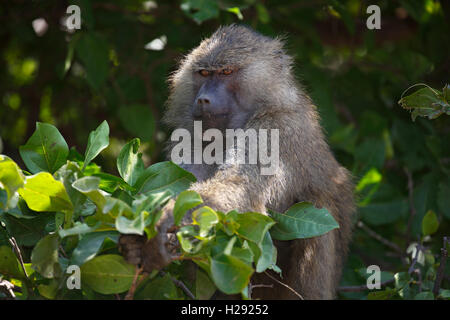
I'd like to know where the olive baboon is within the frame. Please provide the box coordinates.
[120,25,355,299]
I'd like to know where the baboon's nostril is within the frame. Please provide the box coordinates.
[198,98,210,104]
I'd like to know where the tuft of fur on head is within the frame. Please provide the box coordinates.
[163,24,304,130]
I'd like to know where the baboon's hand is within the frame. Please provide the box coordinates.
[118,200,178,272]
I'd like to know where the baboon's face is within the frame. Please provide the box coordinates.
[191,65,248,131]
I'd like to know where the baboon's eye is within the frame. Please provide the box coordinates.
[199,69,210,77]
[222,68,233,75]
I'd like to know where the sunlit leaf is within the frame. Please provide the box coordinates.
[19,122,69,174]
[270,202,338,240]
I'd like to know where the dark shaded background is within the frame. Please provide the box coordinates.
[1,0,449,298]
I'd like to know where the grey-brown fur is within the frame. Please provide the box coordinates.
[120,25,355,299]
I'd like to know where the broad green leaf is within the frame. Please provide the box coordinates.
[210,253,254,295]
[181,0,219,24]
[414,291,434,300]
[73,176,131,224]
[421,210,439,236]
[118,105,155,142]
[133,161,196,195]
[92,172,132,193]
[177,225,202,254]
[19,172,73,213]
[439,289,450,299]
[80,254,135,294]
[58,222,99,238]
[192,206,218,238]
[38,279,59,299]
[174,190,203,226]
[117,138,144,186]
[54,161,86,215]
[31,233,61,278]
[437,182,450,219]
[0,245,25,278]
[0,212,54,246]
[132,190,172,215]
[270,202,339,240]
[195,268,216,300]
[359,199,408,226]
[115,210,148,235]
[82,120,109,171]
[0,155,24,209]
[70,231,118,266]
[234,212,275,245]
[75,33,109,90]
[18,122,69,174]
[135,273,178,300]
[399,86,449,121]
[248,231,277,273]
[72,176,109,220]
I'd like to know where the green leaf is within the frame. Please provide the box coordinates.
[70,231,118,266]
[81,254,136,294]
[75,33,109,90]
[31,233,61,278]
[181,0,219,24]
[117,138,144,186]
[250,231,277,273]
[133,161,196,195]
[83,120,109,171]
[399,86,449,121]
[210,253,254,295]
[118,105,155,142]
[421,210,439,236]
[359,199,408,226]
[177,225,202,254]
[195,268,216,300]
[270,202,339,240]
[58,222,99,238]
[93,172,132,193]
[227,7,243,20]
[19,172,73,213]
[0,212,54,246]
[414,291,434,300]
[132,190,172,215]
[192,206,219,238]
[135,273,178,300]
[54,161,86,216]
[18,122,69,174]
[115,210,148,235]
[72,176,107,212]
[437,182,450,220]
[439,289,450,299]
[0,245,25,278]
[234,212,275,245]
[0,155,25,209]
[173,190,203,226]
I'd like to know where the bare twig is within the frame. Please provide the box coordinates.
[125,266,145,300]
[8,237,28,279]
[160,271,196,300]
[433,237,449,297]
[357,221,404,255]
[264,271,304,300]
